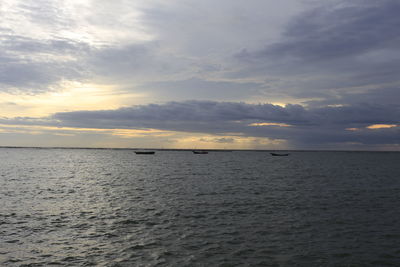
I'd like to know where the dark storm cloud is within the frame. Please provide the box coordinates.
[46,101,399,146]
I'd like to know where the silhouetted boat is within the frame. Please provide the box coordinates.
[192,151,208,154]
[135,151,155,155]
[270,152,289,156]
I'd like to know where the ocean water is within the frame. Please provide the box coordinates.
[0,148,399,266]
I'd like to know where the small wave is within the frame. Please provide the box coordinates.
[117,219,140,225]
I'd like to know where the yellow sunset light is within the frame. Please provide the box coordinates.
[0,82,147,117]
[366,124,398,129]
[0,124,171,138]
[249,122,291,127]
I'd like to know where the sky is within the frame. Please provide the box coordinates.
[0,0,399,150]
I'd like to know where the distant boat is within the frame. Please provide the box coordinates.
[192,150,208,154]
[270,152,289,156]
[135,151,155,155]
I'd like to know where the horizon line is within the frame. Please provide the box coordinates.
[0,146,398,152]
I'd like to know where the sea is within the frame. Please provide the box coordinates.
[1,148,399,266]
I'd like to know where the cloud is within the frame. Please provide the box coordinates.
[0,0,399,150]
[0,0,152,93]
[234,0,400,105]
[2,0,400,107]
[240,1,400,64]
[199,137,235,144]
[275,1,400,61]
[0,33,89,92]
[0,100,387,148]
[139,78,266,102]
[52,101,308,127]
[138,0,303,55]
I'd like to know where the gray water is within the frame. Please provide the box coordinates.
[0,148,399,266]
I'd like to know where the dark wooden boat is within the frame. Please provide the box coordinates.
[192,150,208,154]
[135,151,155,155]
[270,152,289,156]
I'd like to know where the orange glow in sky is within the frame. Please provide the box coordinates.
[249,122,291,127]
[366,124,397,129]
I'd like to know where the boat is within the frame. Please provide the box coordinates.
[192,150,208,154]
[135,151,155,155]
[270,152,289,156]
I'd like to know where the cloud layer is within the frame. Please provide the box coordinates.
[0,0,399,149]
[234,0,400,105]
[2,101,394,148]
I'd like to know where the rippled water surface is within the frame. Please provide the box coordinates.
[1,148,400,266]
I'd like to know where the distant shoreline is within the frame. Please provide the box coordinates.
[0,146,398,152]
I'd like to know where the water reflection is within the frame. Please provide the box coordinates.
[1,149,399,266]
